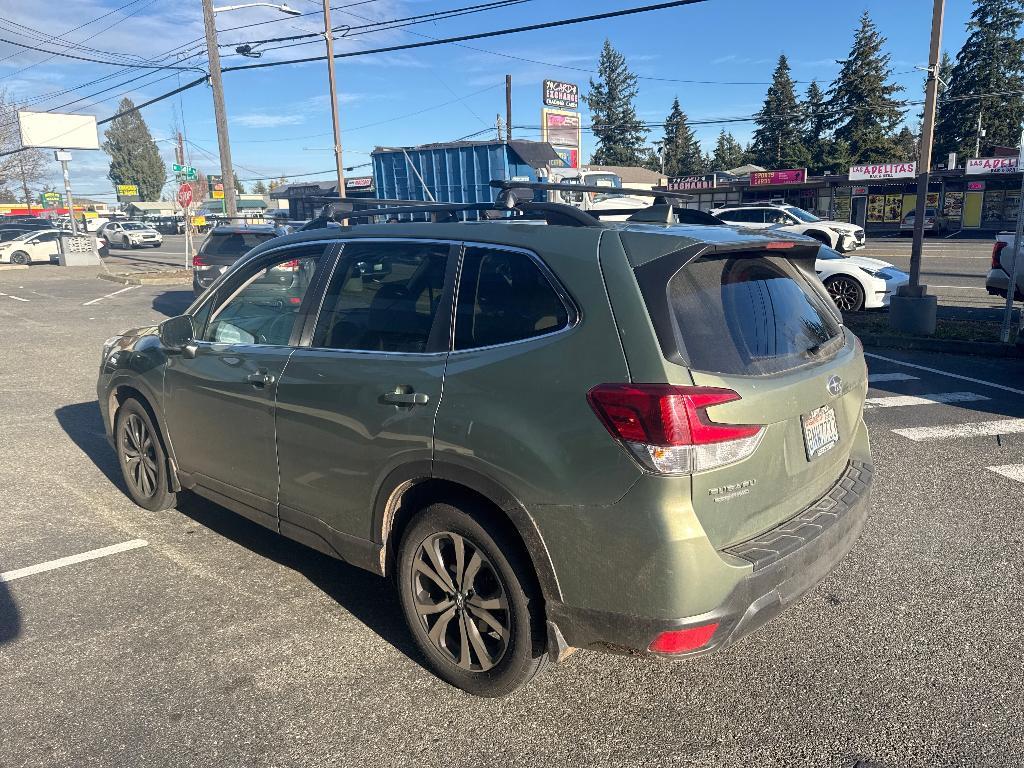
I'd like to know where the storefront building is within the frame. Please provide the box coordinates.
[674,158,1020,233]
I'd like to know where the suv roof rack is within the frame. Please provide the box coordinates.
[490,179,693,203]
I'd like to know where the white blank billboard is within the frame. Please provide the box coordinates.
[17,111,99,150]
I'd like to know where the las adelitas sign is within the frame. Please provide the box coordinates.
[848,162,917,181]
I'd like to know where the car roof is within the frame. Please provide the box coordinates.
[207,224,280,234]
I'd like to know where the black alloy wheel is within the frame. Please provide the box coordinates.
[825,275,865,312]
[115,398,176,511]
[9,251,29,265]
[411,531,511,672]
[398,502,549,696]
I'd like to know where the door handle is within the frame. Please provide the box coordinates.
[382,388,429,406]
[246,370,275,387]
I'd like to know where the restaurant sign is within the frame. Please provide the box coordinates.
[542,80,579,110]
[965,156,1019,175]
[848,162,916,181]
[667,174,719,191]
[749,168,806,186]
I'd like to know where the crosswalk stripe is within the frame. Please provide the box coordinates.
[893,419,1024,442]
[867,373,919,383]
[987,465,1024,483]
[864,391,989,409]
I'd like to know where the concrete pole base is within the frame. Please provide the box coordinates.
[889,293,938,336]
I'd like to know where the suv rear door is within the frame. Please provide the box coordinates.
[274,239,455,548]
[633,244,867,548]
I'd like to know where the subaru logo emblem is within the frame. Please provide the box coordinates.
[827,375,843,397]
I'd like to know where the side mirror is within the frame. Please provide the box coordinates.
[159,315,196,356]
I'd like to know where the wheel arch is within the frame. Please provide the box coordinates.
[374,461,563,605]
[109,380,180,491]
[804,229,835,247]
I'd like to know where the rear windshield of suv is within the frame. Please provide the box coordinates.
[200,231,277,258]
[649,254,844,376]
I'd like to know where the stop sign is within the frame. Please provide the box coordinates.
[177,183,193,208]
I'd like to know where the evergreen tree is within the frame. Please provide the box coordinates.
[894,126,919,161]
[102,98,167,201]
[935,0,1024,160]
[828,12,906,163]
[750,55,808,169]
[820,137,854,175]
[801,80,831,175]
[252,179,268,195]
[711,129,746,170]
[233,174,245,194]
[586,40,648,166]
[658,97,707,176]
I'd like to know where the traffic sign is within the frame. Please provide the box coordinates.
[177,183,193,208]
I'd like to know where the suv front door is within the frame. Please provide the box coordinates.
[163,244,328,525]
[274,239,455,552]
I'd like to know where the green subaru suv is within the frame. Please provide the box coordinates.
[97,197,872,696]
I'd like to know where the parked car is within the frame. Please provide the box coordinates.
[191,224,285,295]
[100,220,162,248]
[711,203,866,252]
[986,232,1022,301]
[815,245,909,311]
[98,196,873,696]
[900,208,949,236]
[0,216,55,229]
[0,227,36,243]
[0,228,63,265]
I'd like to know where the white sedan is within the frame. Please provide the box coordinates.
[815,246,908,312]
[0,229,63,265]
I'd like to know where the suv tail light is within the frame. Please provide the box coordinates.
[192,253,206,267]
[587,384,764,474]
[992,240,1007,272]
[279,259,300,271]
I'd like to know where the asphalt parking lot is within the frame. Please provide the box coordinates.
[2,265,1023,767]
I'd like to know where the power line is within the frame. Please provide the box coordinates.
[0,34,202,72]
[222,0,710,72]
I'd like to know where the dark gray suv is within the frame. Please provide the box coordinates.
[98,193,872,696]
[192,225,285,295]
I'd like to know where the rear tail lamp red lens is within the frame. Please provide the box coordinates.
[764,241,796,249]
[649,623,719,654]
[587,385,764,474]
[191,253,206,267]
[992,240,1007,272]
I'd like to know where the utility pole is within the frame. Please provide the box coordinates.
[495,114,504,143]
[999,125,1024,343]
[505,75,512,142]
[890,0,944,336]
[322,0,346,198]
[975,111,984,157]
[201,0,238,219]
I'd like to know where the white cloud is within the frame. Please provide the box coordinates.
[233,112,306,128]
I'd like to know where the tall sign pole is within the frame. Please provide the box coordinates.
[322,0,346,199]
[56,150,78,235]
[201,0,238,219]
[890,0,944,335]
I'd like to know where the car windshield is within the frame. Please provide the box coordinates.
[817,246,846,260]
[122,222,149,230]
[785,206,820,223]
[199,231,277,257]
[584,173,624,202]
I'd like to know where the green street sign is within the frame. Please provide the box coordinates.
[172,163,196,176]
[186,168,197,180]
[172,163,183,172]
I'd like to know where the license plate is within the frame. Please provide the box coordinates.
[802,405,839,460]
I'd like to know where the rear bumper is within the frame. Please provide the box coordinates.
[547,460,873,657]
[986,269,1023,300]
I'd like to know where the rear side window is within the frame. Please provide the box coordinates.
[200,232,276,258]
[454,247,569,350]
[656,255,843,376]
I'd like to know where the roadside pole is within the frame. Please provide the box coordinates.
[890,0,944,336]
[57,150,78,236]
[322,0,345,199]
[999,126,1024,343]
[201,0,239,220]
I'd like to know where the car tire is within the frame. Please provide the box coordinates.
[151,243,161,248]
[115,398,177,512]
[9,251,30,265]
[397,501,549,697]
[825,275,865,312]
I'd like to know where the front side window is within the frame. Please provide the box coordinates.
[764,209,793,225]
[312,241,449,353]
[204,249,322,346]
[454,247,569,350]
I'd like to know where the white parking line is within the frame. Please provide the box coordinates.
[864,392,989,409]
[83,285,138,306]
[893,419,1024,442]
[868,372,919,383]
[987,465,1024,483]
[0,292,30,302]
[0,539,148,582]
[864,353,1024,397]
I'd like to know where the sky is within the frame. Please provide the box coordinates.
[0,0,977,202]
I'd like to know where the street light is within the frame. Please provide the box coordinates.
[202,0,298,219]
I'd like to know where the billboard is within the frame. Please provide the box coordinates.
[116,184,139,202]
[551,147,579,169]
[543,80,579,110]
[17,111,99,150]
[965,156,1019,175]
[542,109,581,148]
[749,168,807,186]
[667,174,719,191]
[849,162,916,181]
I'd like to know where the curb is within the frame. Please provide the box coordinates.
[858,333,1024,358]
[98,271,191,286]
[0,264,30,271]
